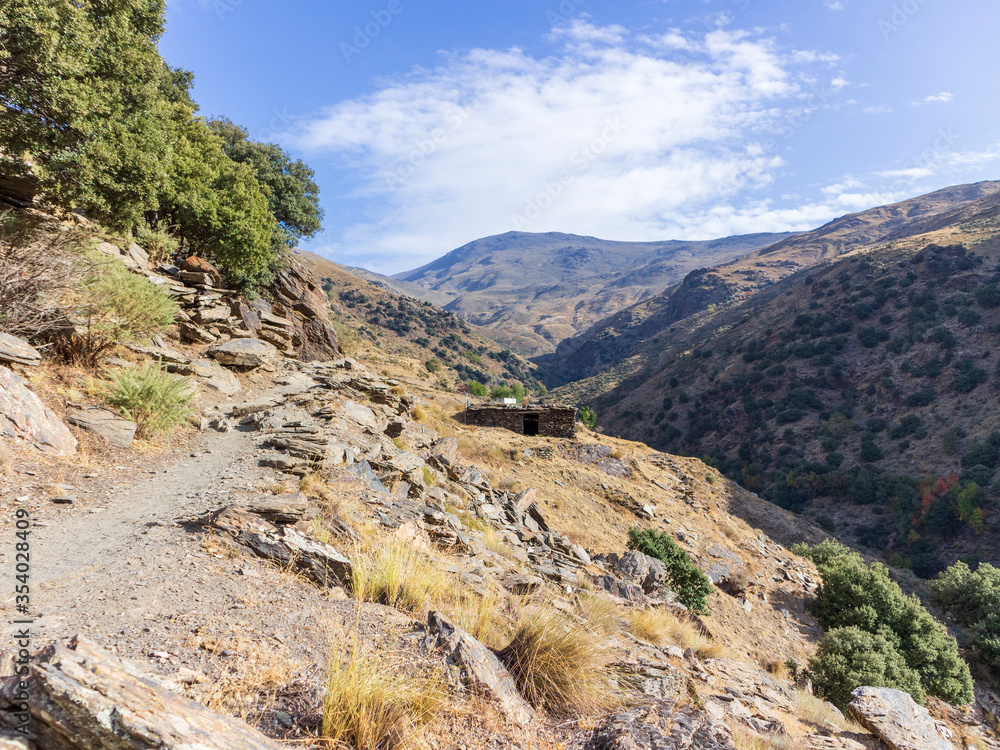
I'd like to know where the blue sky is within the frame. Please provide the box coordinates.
[160,0,1000,273]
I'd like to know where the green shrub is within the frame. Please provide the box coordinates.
[104,363,193,438]
[930,562,1000,683]
[809,626,924,711]
[466,380,488,397]
[627,528,714,614]
[578,406,597,429]
[63,254,177,364]
[134,221,179,264]
[807,548,972,707]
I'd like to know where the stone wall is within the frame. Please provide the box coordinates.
[465,405,577,438]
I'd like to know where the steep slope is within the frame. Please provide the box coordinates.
[559,217,1000,579]
[293,249,540,391]
[544,181,1000,385]
[394,231,793,355]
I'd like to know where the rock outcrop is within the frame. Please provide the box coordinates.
[208,338,279,369]
[848,687,954,750]
[0,333,41,367]
[0,365,76,455]
[0,635,285,749]
[268,262,341,362]
[426,612,535,728]
[586,701,736,750]
[64,405,137,449]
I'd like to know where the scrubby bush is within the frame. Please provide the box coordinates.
[930,562,1000,683]
[466,380,488,397]
[61,253,176,364]
[627,528,714,613]
[803,543,973,707]
[578,405,597,429]
[809,626,924,711]
[104,364,193,438]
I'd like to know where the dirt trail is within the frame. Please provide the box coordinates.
[31,428,251,592]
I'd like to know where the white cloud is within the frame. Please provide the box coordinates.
[863,105,893,114]
[912,91,953,105]
[825,1,845,10]
[831,76,848,89]
[877,167,934,179]
[292,25,849,271]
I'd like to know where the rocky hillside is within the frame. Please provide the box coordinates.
[392,230,793,355]
[293,249,542,393]
[543,181,1000,386]
[558,220,1000,580]
[4,215,1000,750]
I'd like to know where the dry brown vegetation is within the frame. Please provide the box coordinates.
[499,609,615,715]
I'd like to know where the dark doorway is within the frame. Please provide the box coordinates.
[523,414,540,436]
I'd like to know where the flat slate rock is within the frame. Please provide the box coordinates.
[0,635,284,749]
[64,406,137,449]
[586,701,736,750]
[0,333,40,367]
[0,366,76,456]
[207,338,278,368]
[848,687,953,750]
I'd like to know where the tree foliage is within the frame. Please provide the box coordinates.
[627,528,714,614]
[803,543,973,707]
[809,626,924,711]
[155,110,276,290]
[207,118,323,249]
[930,562,1000,683]
[0,0,169,230]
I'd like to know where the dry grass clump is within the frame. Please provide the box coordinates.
[480,527,518,560]
[299,472,341,510]
[0,450,12,477]
[199,640,304,725]
[351,535,456,613]
[323,643,444,749]
[443,589,516,651]
[577,594,623,636]
[629,607,727,659]
[793,689,854,733]
[731,726,798,750]
[498,609,615,715]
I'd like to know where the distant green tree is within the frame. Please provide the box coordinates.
[207,117,323,250]
[931,562,1000,682]
[467,381,488,397]
[0,0,169,229]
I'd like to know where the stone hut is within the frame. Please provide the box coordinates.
[465,404,577,438]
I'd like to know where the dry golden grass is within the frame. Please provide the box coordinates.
[442,588,517,651]
[480,526,518,560]
[299,472,341,511]
[793,690,854,733]
[350,534,457,613]
[629,608,727,660]
[0,450,12,477]
[499,609,615,715]
[323,640,444,749]
[198,639,303,725]
[731,726,798,750]
[577,594,623,636]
